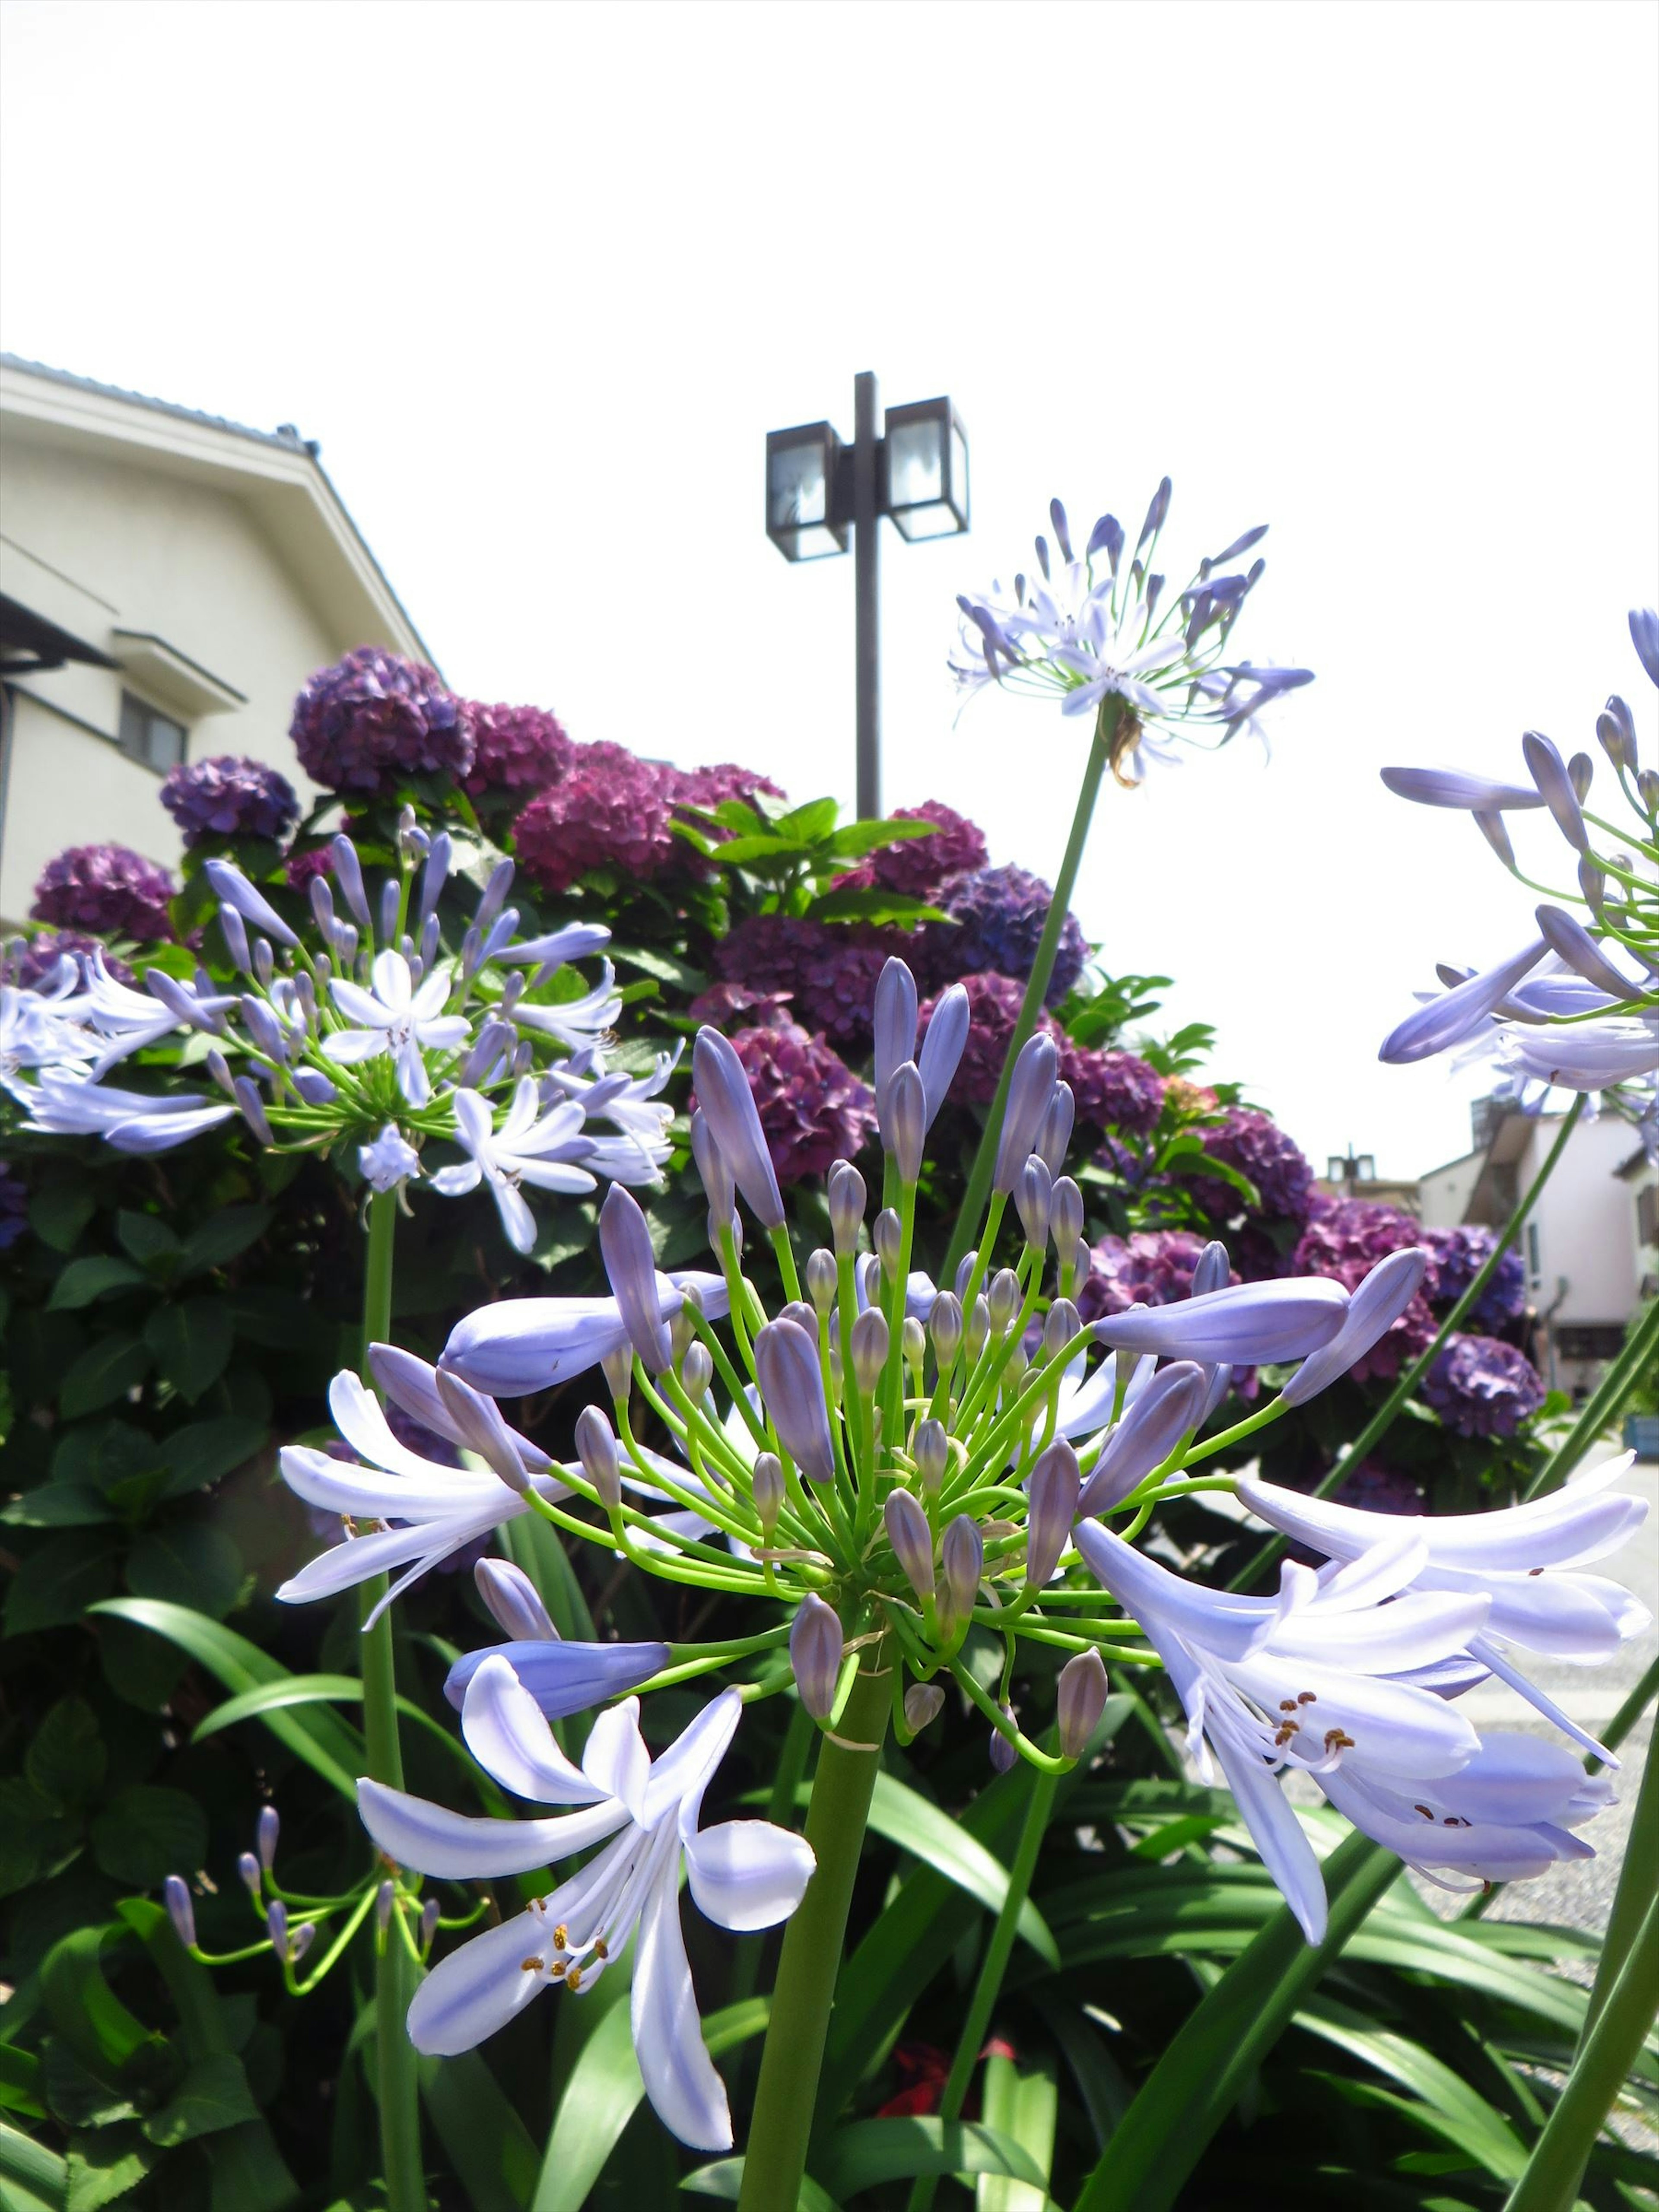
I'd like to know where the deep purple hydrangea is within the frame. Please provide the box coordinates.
[686,983,795,1030]
[283,845,336,890]
[289,647,474,797]
[1077,1230,1234,1322]
[1422,1224,1528,1331]
[159,755,301,847]
[1191,1107,1316,1227]
[871,801,989,900]
[693,1021,876,1184]
[460,702,573,798]
[1421,1333,1547,1438]
[918,972,1063,1107]
[670,762,788,820]
[1063,1042,1165,1136]
[0,1160,28,1251]
[5,931,134,988]
[1332,1459,1424,1516]
[712,915,900,1057]
[1294,1195,1436,1381]
[31,845,175,943]
[515,744,684,893]
[926,864,1087,1005]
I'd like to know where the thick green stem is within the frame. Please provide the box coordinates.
[1231,1096,1587,1594]
[1578,1723,1659,2047]
[737,1644,893,2212]
[942,702,1117,1284]
[906,1767,1058,2212]
[357,1190,424,2212]
[1524,1295,1659,1500]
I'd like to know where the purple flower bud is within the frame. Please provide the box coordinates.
[874,1208,904,1280]
[791,1593,843,1720]
[993,1033,1059,1195]
[331,835,371,929]
[850,1307,889,1395]
[805,1248,838,1315]
[204,858,299,950]
[219,903,252,973]
[233,1077,274,1147]
[163,1875,197,1948]
[1077,1359,1209,1515]
[1191,1239,1231,1298]
[922,1292,960,1368]
[598,1184,673,1374]
[1049,1176,1084,1256]
[1035,1084,1075,1177]
[205,1048,234,1097]
[1641,769,1659,814]
[474,860,515,938]
[965,1296,990,1362]
[146,968,224,1035]
[1086,512,1124,570]
[433,1368,533,1493]
[905,1682,944,1732]
[693,1027,785,1231]
[881,1062,927,1187]
[1629,606,1659,689]
[1281,1247,1431,1408]
[1137,476,1172,550]
[690,1109,734,1220]
[1578,859,1606,917]
[1016,1156,1052,1248]
[988,1270,1021,1335]
[335,922,359,969]
[420,1898,440,1950]
[914,1418,947,1494]
[885,1488,935,1600]
[1567,751,1593,802]
[417,833,451,929]
[474,1557,559,1643]
[941,1515,983,1618]
[988,1714,1018,1773]
[1598,696,1637,772]
[376,1879,396,1935]
[1057,1648,1109,1759]
[1522,731,1589,853]
[1379,936,1546,1064]
[1026,1438,1080,1586]
[874,958,918,1099]
[459,1020,514,1087]
[266,1899,289,1956]
[257,1805,279,1873]
[755,1318,836,1483]
[1379,766,1544,812]
[600,1342,633,1404]
[1093,1278,1347,1365]
[1535,903,1641,1001]
[954,1251,979,1300]
[827,1158,866,1256]
[238,995,286,1063]
[681,1341,714,1402]
[237,1852,261,1898]
[752,1452,784,1535]
[778,1301,817,1342]
[1049,498,1074,563]
[1043,1299,1081,1360]
[574,1405,622,1513]
[377,876,400,948]
[1474,809,1517,870]
[918,984,969,1125]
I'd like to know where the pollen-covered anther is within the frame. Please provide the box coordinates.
[1296,1691,1316,1704]
[1278,1699,1298,1713]
[521,1956,544,1973]
[566,1966,584,1990]
[552,1923,568,1948]
[594,1939,609,1960]
[1322,1727,1356,1754]
[1413,1804,1434,1820]
[549,1961,567,1980]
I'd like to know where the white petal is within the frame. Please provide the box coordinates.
[1266,1590,1490,1673]
[1074,1522,1276,1661]
[278,1440,502,1521]
[397,1035,431,1108]
[641,1687,743,1830]
[1230,1657,1480,1781]
[1208,1731,1327,1943]
[329,1370,454,1481]
[356,1775,626,1877]
[322,1027,389,1065]
[460,1656,608,1806]
[683,1819,815,1932]
[449,1088,495,1155]
[410,968,456,1023]
[276,1508,515,1604]
[406,1911,547,2055]
[490,1177,538,1256]
[630,1872,731,2151]
[331,979,398,1028]
[429,1162,483,1197]
[582,1700,651,1822]
[372,950,413,1011]
[1418,1564,1642,1658]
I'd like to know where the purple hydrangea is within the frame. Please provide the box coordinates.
[460,702,573,798]
[686,982,795,1030]
[5,931,135,988]
[926,864,1088,1005]
[1294,1195,1436,1381]
[289,647,474,797]
[31,845,175,943]
[283,844,337,890]
[712,916,901,1057]
[0,1159,28,1251]
[670,762,788,820]
[1191,1107,1316,1226]
[159,755,301,847]
[1077,1230,1233,1322]
[918,972,1062,1107]
[1422,1224,1528,1331]
[1063,1042,1165,1136]
[871,801,989,900]
[1332,1459,1424,1516]
[514,744,684,893]
[1421,1332,1547,1438]
[693,1021,876,1185]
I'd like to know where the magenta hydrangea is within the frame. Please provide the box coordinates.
[1191,1106,1315,1226]
[1422,1224,1528,1331]
[918,972,1062,1107]
[159,755,301,847]
[289,647,474,797]
[31,845,175,943]
[694,1021,876,1185]
[514,744,683,894]
[872,801,988,900]
[928,864,1087,1005]
[283,845,337,890]
[712,916,901,1056]
[1077,1229,1233,1322]
[1063,1042,1165,1136]
[1421,1332,1547,1438]
[686,983,795,1030]
[671,762,787,820]
[6,931,135,988]
[460,702,572,798]
[1294,1195,1436,1381]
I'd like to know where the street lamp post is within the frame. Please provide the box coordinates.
[766,372,969,820]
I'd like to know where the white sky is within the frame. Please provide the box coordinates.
[3,0,1655,1181]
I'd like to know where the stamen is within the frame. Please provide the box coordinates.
[1278,1700,1298,1713]
[1297,1691,1316,1705]
[1413,1804,1434,1820]
[566,1967,583,1990]
[594,1939,609,1960]
[550,1961,566,1980]
[552,1923,568,1948]
[521,1957,543,1973]
[1322,1727,1355,1754]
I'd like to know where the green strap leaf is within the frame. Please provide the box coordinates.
[865,1776,1059,1969]
[978,2046,1058,2212]
[680,2160,841,2210]
[419,2049,540,2212]
[0,2117,66,2208]
[815,2117,1049,2198]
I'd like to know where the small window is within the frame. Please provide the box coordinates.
[1638,1184,1659,1248]
[1526,1222,1542,1284]
[117,690,187,773]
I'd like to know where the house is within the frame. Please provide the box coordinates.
[1419,1097,1645,1398]
[0,354,430,925]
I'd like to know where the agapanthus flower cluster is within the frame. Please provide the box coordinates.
[290,647,475,797]
[704,1021,876,1183]
[1422,1223,1527,1330]
[1420,1333,1548,1439]
[31,843,176,942]
[1379,608,1659,1152]
[459,702,573,798]
[952,486,1313,778]
[3,820,674,1254]
[929,864,1088,1005]
[259,952,1646,2149]
[159,754,301,846]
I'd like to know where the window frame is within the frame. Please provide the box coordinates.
[115,688,188,776]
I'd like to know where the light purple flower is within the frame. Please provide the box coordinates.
[359,1124,420,1192]
[324,950,470,1107]
[20,1070,235,1152]
[162,756,299,847]
[1379,938,1547,1065]
[1091,1277,1348,1365]
[1379,766,1546,813]
[441,1271,730,1398]
[429,1083,594,1255]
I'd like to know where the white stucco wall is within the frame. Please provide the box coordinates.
[1418,1149,1482,1228]
[1519,1114,1641,1324]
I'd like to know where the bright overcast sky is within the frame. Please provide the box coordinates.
[3,0,1655,1181]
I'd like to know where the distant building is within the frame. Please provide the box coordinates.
[1419,1098,1644,1397]
[1313,1146,1422,1215]
[0,354,430,925]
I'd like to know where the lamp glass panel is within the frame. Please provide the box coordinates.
[950,423,970,521]
[890,502,961,542]
[777,522,846,560]
[769,440,828,533]
[888,416,945,511]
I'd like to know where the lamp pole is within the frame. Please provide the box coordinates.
[852,370,882,820]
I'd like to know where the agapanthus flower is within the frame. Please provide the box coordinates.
[0,976,97,1100]
[711,916,899,1055]
[1192,1106,1315,1227]
[31,844,175,942]
[6,931,135,989]
[918,971,1059,1107]
[1420,1332,1547,1439]
[289,647,474,797]
[952,489,1312,777]
[514,745,686,893]
[324,950,472,1108]
[1077,1230,1233,1323]
[925,864,1087,1005]
[159,755,300,846]
[460,702,574,798]
[1062,1042,1164,1136]
[1422,1224,1527,1330]
[429,1084,597,1254]
[696,1023,876,1185]
[358,1665,814,2150]
[21,1069,236,1153]
[1293,1196,1437,1381]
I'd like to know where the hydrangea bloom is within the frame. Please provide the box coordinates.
[671,762,787,819]
[1192,1106,1315,1225]
[1062,1042,1165,1136]
[283,844,337,890]
[1077,1229,1232,1322]
[918,971,1060,1106]
[685,983,794,1030]
[1423,1224,1528,1330]
[1421,1333,1548,1438]
[1332,1459,1424,1516]
[1294,1196,1437,1381]
[927,864,1087,1005]
[696,1022,876,1184]
[515,745,684,893]
[870,801,988,899]
[290,648,474,797]
[0,1158,27,1250]
[461,703,573,798]
[159,755,301,846]
[712,917,899,1055]
[5,932,134,989]
[32,845,175,943]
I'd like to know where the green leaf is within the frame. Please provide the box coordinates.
[140,2053,259,2148]
[27,1698,107,1809]
[47,1261,146,1313]
[39,1929,164,2085]
[804,889,948,926]
[702,832,804,866]
[4,1533,119,1636]
[143,1300,232,1403]
[815,2118,1049,2197]
[822,817,936,861]
[58,1338,150,1422]
[90,1787,207,1890]
[1295,1998,1526,2179]
[978,2045,1057,2212]
[114,1214,180,1270]
[864,1776,1058,1967]
[52,1425,156,1498]
[772,797,841,845]
[418,2047,539,2212]
[88,1600,364,1799]
[176,1206,271,1277]
[0,2117,67,2209]
[29,1182,95,1255]
[158,1418,268,1499]
[189,1674,364,1740]
[41,2042,139,2130]
[64,2124,154,2212]
[0,2044,45,2124]
[679,2162,840,2210]
[610,944,707,992]
[0,1777,80,1898]
[125,1526,244,1620]
[0,1484,118,1529]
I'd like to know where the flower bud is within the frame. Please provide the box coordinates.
[474,858,515,938]
[1049,1177,1084,1256]
[775,1303,815,1344]
[251,938,274,990]
[850,1307,890,1394]
[918,984,970,1123]
[941,1515,983,1618]
[902,1316,927,1369]
[289,1920,316,1965]
[217,899,251,971]
[1035,1083,1075,1177]
[266,1899,289,1957]
[993,1033,1059,1195]
[1640,768,1659,814]
[904,1682,945,1732]
[805,1248,838,1316]
[375,1879,396,1935]
[205,1047,234,1097]
[1578,858,1606,917]
[1063,1237,1092,1291]
[257,1805,280,1874]
[964,1296,990,1362]
[752,1452,785,1536]
[884,1488,935,1599]
[1076,1360,1209,1515]
[575,1405,622,1513]
[827,1159,867,1256]
[754,1319,837,1483]
[335,921,359,969]
[599,1184,672,1374]
[1191,1239,1231,1298]
[1043,1299,1081,1361]
[1026,1438,1081,1586]
[1567,750,1593,802]
[308,873,337,937]
[928,1291,963,1367]
[882,1062,928,1185]
[237,1852,261,1899]
[234,1077,274,1147]
[914,1418,948,1495]
[420,1898,440,1950]
[707,1207,741,1259]
[1597,695,1637,772]
[954,1250,979,1300]
[1004,1340,1029,1391]
[1016,1156,1052,1248]
[874,958,919,1097]
[163,1875,197,1949]
[988,1269,1021,1335]
[689,1109,734,1219]
[790,1593,844,1721]
[1057,1648,1109,1759]
[600,1342,633,1405]
[378,876,400,948]
[874,1208,904,1281]
[989,1713,1019,1773]
[474,1557,558,1643]
[693,1027,785,1230]
[435,1368,531,1493]
[680,1341,713,1402]
[1522,729,1588,853]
